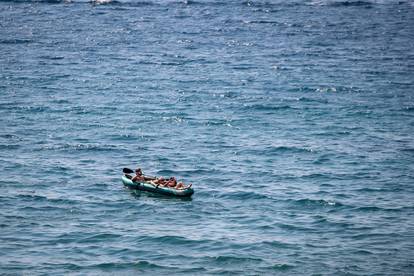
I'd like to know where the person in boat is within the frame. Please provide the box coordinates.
[177,181,192,190]
[152,176,166,186]
[164,177,177,188]
[160,177,192,190]
[132,168,153,182]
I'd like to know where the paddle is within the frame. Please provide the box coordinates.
[122,167,157,180]
[123,168,134,174]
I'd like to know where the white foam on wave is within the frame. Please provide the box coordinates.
[308,0,401,6]
[91,0,113,4]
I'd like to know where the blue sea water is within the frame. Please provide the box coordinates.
[1,0,414,274]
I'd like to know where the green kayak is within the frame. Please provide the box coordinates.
[122,175,194,197]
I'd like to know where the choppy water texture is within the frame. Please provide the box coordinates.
[1,0,414,275]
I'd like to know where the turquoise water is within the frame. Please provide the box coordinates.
[1,0,413,274]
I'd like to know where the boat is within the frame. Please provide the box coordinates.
[122,175,194,197]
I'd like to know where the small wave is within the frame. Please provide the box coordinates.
[134,260,171,270]
[218,191,270,200]
[107,260,206,274]
[180,0,228,6]
[91,0,114,4]
[327,1,373,8]
[261,240,298,249]
[0,134,21,139]
[215,91,240,99]
[3,214,26,220]
[204,119,234,127]
[80,260,174,270]
[312,217,354,228]
[134,261,180,269]
[138,235,204,246]
[243,1,301,9]
[39,55,65,60]
[0,144,20,150]
[312,155,333,164]
[354,187,384,192]
[51,99,71,104]
[297,96,328,104]
[298,172,331,179]
[39,143,121,152]
[0,0,66,3]
[401,147,414,153]
[4,105,51,113]
[313,130,352,138]
[353,206,407,212]
[268,145,315,154]
[239,145,315,157]
[401,106,414,112]
[277,223,313,232]
[243,103,294,112]
[20,205,62,212]
[175,168,216,175]
[232,64,259,70]
[247,20,280,25]
[78,233,122,243]
[269,263,295,271]
[156,169,176,176]
[290,198,341,208]
[18,194,48,201]
[316,86,337,93]
[213,255,263,264]
[161,115,186,124]
[354,249,374,255]
[17,193,81,206]
[351,232,400,240]
[53,233,80,244]
[91,0,155,7]
[0,38,33,44]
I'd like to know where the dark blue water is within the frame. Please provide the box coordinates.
[1,0,414,274]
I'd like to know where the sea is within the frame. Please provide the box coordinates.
[0,0,413,275]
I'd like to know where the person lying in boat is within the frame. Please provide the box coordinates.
[152,176,166,185]
[177,181,192,189]
[156,177,192,190]
[132,168,153,182]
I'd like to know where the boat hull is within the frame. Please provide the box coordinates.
[122,176,194,197]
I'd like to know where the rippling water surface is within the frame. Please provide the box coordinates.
[1,0,414,275]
